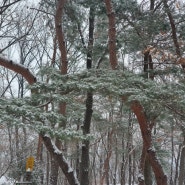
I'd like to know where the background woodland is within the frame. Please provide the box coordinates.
[1,0,185,185]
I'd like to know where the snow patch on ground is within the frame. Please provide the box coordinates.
[0,176,14,185]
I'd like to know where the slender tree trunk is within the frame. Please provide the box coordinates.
[178,131,185,185]
[132,149,136,185]
[76,125,80,180]
[174,144,181,185]
[92,144,97,185]
[139,50,153,185]
[127,113,133,185]
[120,133,126,185]
[162,0,181,57]
[100,129,114,185]
[36,135,44,184]
[80,5,95,185]
[46,151,50,185]
[170,123,174,185]
[80,93,93,185]
[162,0,185,68]
[141,1,154,176]
[113,133,118,185]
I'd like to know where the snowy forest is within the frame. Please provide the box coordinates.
[1,0,185,185]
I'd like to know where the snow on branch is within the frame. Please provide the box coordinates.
[42,134,80,185]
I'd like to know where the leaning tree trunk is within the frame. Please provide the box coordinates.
[0,57,80,185]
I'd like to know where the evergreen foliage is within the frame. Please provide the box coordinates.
[1,0,185,184]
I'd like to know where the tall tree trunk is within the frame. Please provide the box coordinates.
[104,0,118,70]
[104,0,167,184]
[140,0,154,177]
[80,5,95,185]
[139,50,154,185]
[50,0,68,184]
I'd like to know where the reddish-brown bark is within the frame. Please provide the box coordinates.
[130,101,167,185]
[100,129,114,185]
[163,0,181,57]
[104,0,167,183]
[0,56,79,185]
[55,0,68,75]
[104,0,118,69]
[0,56,36,85]
[55,0,67,118]
[0,0,168,184]
[52,1,68,184]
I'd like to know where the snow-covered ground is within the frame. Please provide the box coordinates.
[0,176,14,185]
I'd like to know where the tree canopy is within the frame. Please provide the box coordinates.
[1,0,185,185]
